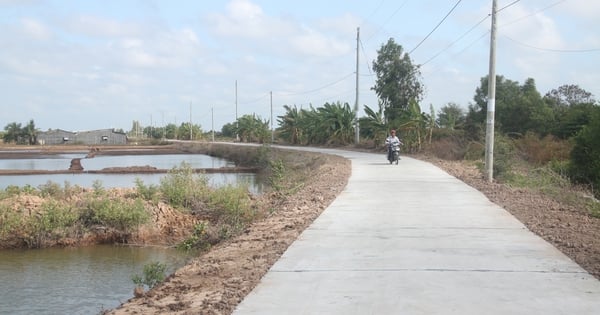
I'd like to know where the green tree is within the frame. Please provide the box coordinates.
[237,114,270,143]
[23,120,37,145]
[437,102,465,130]
[164,123,178,139]
[177,123,202,140]
[317,101,355,145]
[221,122,236,138]
[396,100,428,152]
[358,104,387,147]
[544,85,597,139]
[3,122,23,144]
[277,105,304,144]
[569,106,600,197]
[467,75,551,137]
[545,84,595,108]
[371,38,424,123]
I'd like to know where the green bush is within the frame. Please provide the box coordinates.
[492,133,516,180]
[160,162,209,209]
[83,198,149,231]
[464,141,485,161]
[134,178,159,202]
[38,181,63,198]
[569,108,600,198]
[208,184,254,230]
[0,204,20,240]
[131,261,167,290]
[177,222,210,251]
[23,201,78,248]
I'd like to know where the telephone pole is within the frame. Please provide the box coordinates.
[270,91,274,143]
[235,80,239,141]
[211,107,215,142]
[354,27,360,145]
[189,101,193,140]
[485,0,498,182]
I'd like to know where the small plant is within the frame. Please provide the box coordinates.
[39,181,63,198]
[177,222,209,251]
[131,261,167,290]
[92,180,105,196]
[209,184,253,230]
[269,159,286,191]
[134,178,159,202]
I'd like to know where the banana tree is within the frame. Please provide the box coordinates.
[359,104,387,148]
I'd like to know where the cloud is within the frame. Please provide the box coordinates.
[64,14,143,38]
[20,17,53,40]
[204,0,351,59]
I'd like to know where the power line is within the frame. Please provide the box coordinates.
[421,14,490,67]
[276,73,355,96]
[408,0,463,55]
[359,38,374,76]
[239,92,270,105]
[365,0,410,42]
[497,0,520,12]
[500,0,566,28]
[502,35,600,53]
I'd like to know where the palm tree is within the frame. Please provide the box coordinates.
[277,105,303,144]
[237,114,269,143]
[396,100,428,152]
[24,119,37,145]
[359,104,387,147]
[318,102,355,145]
[3,122,22,144]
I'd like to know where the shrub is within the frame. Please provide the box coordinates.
[23,201,78,248]
[177,222,210,251]
[83,198,149,231]
[160,162,209,209]
[492,133,516,179]
[516,132,572,165]
[134,178,159,202]
[0,204,20,241]
[208,184,254,230]
[38,181,63,198]
[569,108,600,198]
[131,261,167,290]
[92,180,105,196]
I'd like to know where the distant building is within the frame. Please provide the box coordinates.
[37,129,127,145]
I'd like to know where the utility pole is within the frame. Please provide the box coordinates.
[211,107,215,142]
[270,91,274,143]
[189,101,193,141]
[235,80,239,141]
[485,0,498,182]
[354,27,360,145]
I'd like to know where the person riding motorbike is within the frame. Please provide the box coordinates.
[385,129,402,162]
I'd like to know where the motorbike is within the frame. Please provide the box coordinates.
[387,142,401,165]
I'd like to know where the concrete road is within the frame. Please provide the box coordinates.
[233,148,600,315]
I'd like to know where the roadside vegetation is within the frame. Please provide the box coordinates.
[0,143,326,250]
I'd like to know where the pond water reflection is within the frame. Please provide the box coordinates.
[0,245,194,315]
[0,152,260,314]
[0,154,263,193]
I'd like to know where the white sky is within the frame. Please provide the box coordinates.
[1,0,598,132]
